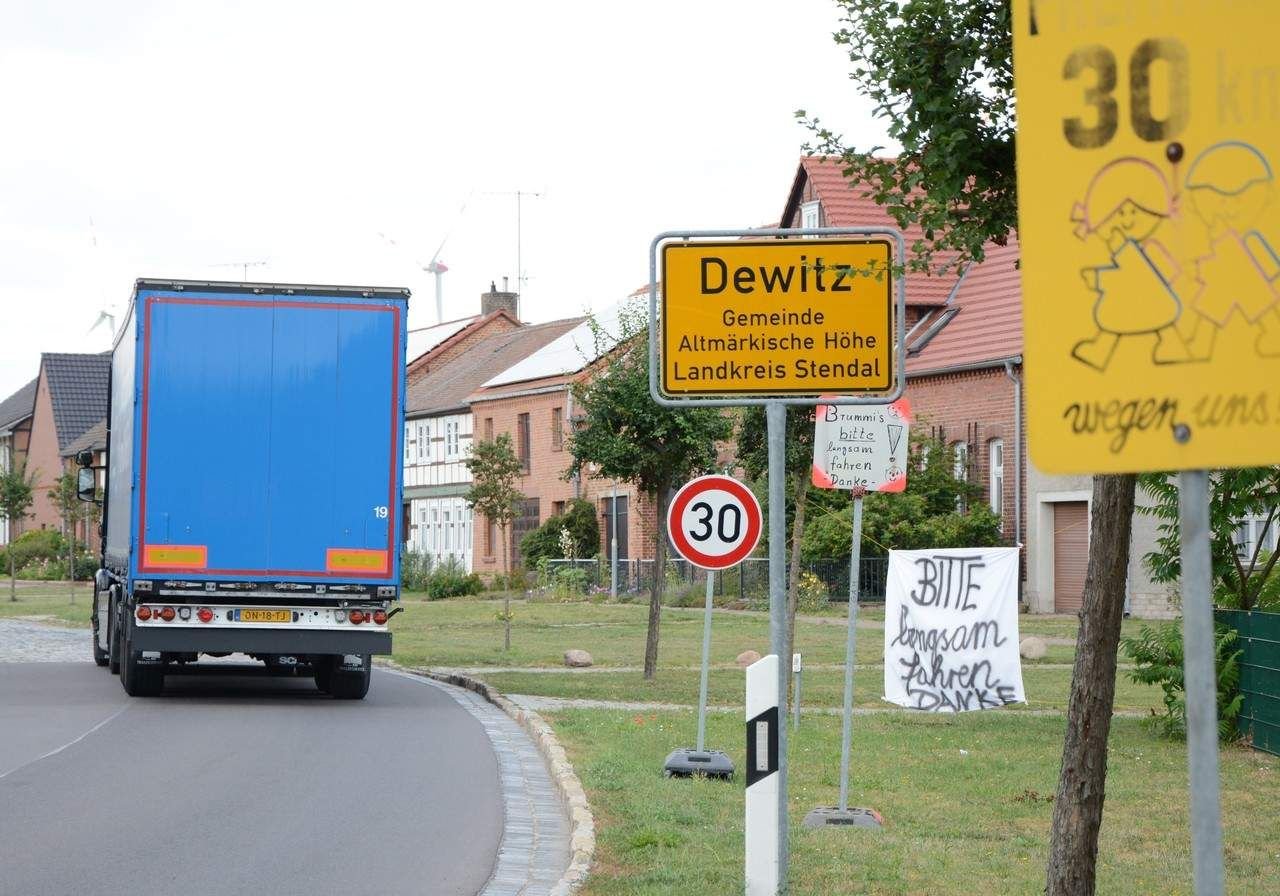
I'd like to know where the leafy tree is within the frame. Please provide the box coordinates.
[1139,468,1280,611]
[520,499,600,568]
[1122,621,1244,741]
[808,4,1138,892]
[464,434,525,651]
[802,434,1000,558]
[567,301,733,679]
[0,461,37,602]
[51,472,99,604]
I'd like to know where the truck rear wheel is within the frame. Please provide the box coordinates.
[108,602,122,675]
[120,622,165,697]
[92,589,109,667]
[327,656,371,700]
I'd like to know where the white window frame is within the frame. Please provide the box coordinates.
[403,422,413,464]
[952,441,969,511]
[800,200,820,236]
[1235,512,1279,562]
[446,420,460,459]
[416,421,430,463]
[989,439,1005,517]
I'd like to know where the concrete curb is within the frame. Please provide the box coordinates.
[393,664,594,896]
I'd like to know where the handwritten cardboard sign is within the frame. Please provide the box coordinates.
[811,397,911,492]
[883,547,1025,712]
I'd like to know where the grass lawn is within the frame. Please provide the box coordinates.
[388,596,1137,672]
[0,582,93,627]
[555,709,1278,896]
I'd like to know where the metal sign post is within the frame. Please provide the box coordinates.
[648,227,906,894]
[1179,470,1226,894]
[663,474,763,780]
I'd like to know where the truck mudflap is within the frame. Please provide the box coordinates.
[130,626,391,656]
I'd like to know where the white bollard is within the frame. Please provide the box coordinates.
[745,654,781,896]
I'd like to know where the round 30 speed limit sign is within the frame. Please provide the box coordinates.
[666,475,763,570]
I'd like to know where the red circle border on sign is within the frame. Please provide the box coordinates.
[666,475,763,570]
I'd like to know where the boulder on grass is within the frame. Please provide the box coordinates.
[563,649,594,668]
[736,650,762,668]
[1019,636,1047,660]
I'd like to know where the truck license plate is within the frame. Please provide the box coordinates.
[236,609,291,623]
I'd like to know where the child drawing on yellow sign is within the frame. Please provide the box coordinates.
[1179,141,1280,361]
[1070,158,1189,372]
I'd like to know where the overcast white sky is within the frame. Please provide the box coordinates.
[0,0,893,399]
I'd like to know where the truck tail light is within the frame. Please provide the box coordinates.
[373,610,387,625]
[197,607,213,623]
[136,606,152,621]
[349,610,365,625]
[159,606,176,622]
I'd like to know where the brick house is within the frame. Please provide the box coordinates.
[780,157,1174,617]
[467,304,656,578]
[0,378,37,545]
[20,353,111,548]
[402,284,581,571]
[60,418,108,552]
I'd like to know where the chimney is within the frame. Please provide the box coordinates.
[481,279,519,319]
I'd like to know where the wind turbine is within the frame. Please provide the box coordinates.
[378,195,470,324]
[85,217,122,342]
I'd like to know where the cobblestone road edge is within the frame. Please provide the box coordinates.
[391,663,595,896]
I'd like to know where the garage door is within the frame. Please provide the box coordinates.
[1054,501,1089,613]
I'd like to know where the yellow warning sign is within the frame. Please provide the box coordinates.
[1014,1,1280,473]
[660,240,893,396]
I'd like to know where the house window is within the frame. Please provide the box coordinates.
[517,413,531,473]
[446,420,459,459]
[552,406,563,451]
[403,423,414,464]
[1235,513,1279,561]
[553,500,566,517]
[416,421,430,462]
[988,439,1005,517]
[487,516,497,557]
[484,417,494,441]
[800,200,820,236]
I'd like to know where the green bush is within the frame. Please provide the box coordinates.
[519,499,600,567]
[401,549,433,592]
[5,529,66,571]
[423,556,483,600]
[1122,620,1243,741]
[796,571,830,612]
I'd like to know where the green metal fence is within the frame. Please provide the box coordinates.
[1216,609,1280,756]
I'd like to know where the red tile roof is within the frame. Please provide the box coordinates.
[788,157,962,307]
[906,240,1023,374]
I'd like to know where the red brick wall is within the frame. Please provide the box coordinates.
[905,366,1023,542]
[24,371,64,535]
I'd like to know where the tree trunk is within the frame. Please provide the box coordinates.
[1046,473,1137,896]
[68,524,75,605]
[782,464,809,681]
[643,488,670,680]
[8,550,15,602]
[501,524,511,651]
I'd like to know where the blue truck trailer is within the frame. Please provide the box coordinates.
[80,279,409,699]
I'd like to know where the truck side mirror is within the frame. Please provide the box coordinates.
[77,467,96,503]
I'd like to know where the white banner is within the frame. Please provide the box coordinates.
[883,547,1025,712]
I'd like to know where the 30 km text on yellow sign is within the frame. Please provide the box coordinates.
[1014,1,1280,473]
[660,240,893,396]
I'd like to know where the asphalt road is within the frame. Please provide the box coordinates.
[0,661,504,896]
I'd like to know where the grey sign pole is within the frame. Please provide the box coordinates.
[696,570,715,752]
[792,654,802,731]
[838,492,864,812]
[804,487,881,830]
[766,400,789,884]
[611,484,619,600]
[1179,470,1225,896]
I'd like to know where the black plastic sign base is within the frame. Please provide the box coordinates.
[662,747,735,780]
[802,806,884,829]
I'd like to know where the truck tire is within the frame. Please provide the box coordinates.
[108,601,122,675]
[328,657,371,700]
[91,589,109,667]
[120,622,165,697]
